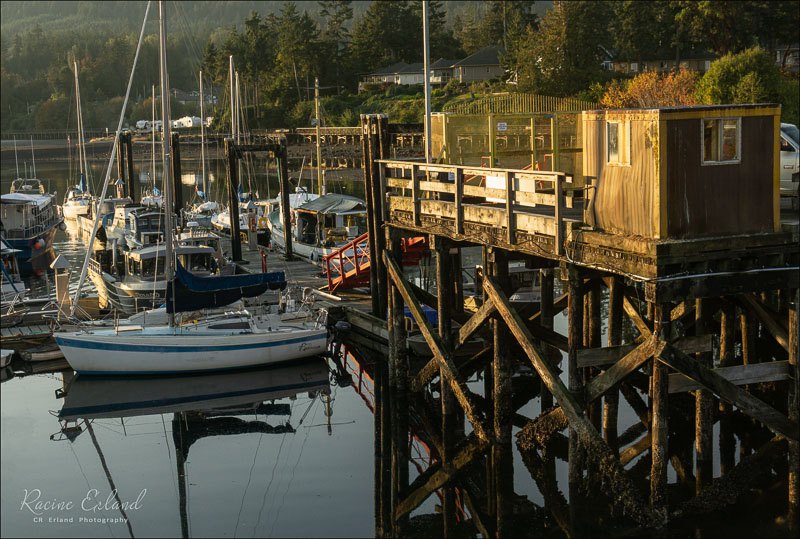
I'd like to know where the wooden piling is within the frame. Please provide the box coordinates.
[434,235,457,537]
[566,264,584,534]
[489,247,513,537]
[789,289,799,532]
[224,138,242,263]
[124,131,136,203]
[650,303,669,524]
[695,298,713,493]
[116,132,127,197]
[540,268,555,412]
[388,230,409,536]
[605,276,623,454]
[171,133,183,216]
[719,302,736,476]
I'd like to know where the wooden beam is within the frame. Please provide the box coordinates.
[526,322,570,352]
[740,293,790,352]
[585,339,664,404]
[620,433,652,466]
[577,335,712,368]
[410,299,496,392]
[483,275,660,528]
[528,292,568,323]
[656,344,798,441]
[623,297,653,338]
[394,436,489,519]
[384,252,489,442]
[668,360,792,393]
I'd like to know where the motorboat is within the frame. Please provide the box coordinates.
[0,179,65,274]
[88,243,220,314]
[268,192,367,263]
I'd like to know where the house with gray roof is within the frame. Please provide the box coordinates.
[452,45,506,83]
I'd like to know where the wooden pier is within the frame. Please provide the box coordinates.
[325,110,800,536]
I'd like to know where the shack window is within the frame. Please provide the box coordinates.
[606,121,630,165]
[702,118,740,165]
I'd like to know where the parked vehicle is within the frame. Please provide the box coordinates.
[780,123,799,195]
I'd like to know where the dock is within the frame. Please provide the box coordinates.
[318,110,799,537]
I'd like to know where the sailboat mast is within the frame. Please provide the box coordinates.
[73,62,84,178]
[200,71,207,198]
[13,137,19,178]
[30,136,36,178]
[229,56,235,141]
[159,0,175,327]
[152,84,156,193]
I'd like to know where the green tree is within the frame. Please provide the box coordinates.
[318,1,353,90]
[350,1,421,73]
[515,1,610,96]
[695,47,780,104]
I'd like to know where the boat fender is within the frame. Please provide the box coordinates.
[33,239,44,250]
[58,222,67,231]
[258,216,268,229]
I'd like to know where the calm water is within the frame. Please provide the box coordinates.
[2,158,787,537]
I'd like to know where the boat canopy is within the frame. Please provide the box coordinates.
[126,244,214,261]
[296,193,366,215]
[0,192,52,208]
[166,260,287,313]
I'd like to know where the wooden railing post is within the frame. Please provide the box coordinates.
[411,164,420,227]
[505,171,515,245]
[455,167,464,235]
[555,174,564,255]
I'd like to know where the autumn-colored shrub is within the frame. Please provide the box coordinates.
[601,68,699,109]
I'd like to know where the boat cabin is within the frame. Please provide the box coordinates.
[127,209,167,248]
[583,103,780,239]
[122,244,218,280]
[293,194,367,246]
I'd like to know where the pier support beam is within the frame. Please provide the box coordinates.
[224,138,242,263]
[719,302,736,476]
[116,131,127,198]
[125,131,136,203]
[695,298,713,493]
[566,264,584,534]
[604,276,623,455]
[488,247,512,537]
[172,133,183,219]
[789,289,799,532]
[361,114,389,318]
[387,230,408,536]
[650,303,669,525]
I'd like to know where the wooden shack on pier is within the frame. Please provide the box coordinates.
[583,103,780,239]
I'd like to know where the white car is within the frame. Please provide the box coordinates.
[780,122,799,194]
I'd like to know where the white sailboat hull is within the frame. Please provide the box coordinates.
[62,202,90,220]
[54,324,328,375]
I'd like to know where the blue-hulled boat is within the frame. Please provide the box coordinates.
[0,179,65,275]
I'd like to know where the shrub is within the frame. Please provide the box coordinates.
[696,47,780,105]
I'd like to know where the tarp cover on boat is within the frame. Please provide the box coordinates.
[166,260,286,313]
[296,194,366,214]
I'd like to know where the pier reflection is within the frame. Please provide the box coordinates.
[53,359,331,538]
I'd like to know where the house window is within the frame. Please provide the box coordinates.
[702,118,740,164]
[606,121,631,165]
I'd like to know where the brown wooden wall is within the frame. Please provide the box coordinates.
[665,116,774,237]
[584,114,659,237]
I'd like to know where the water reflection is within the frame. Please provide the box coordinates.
[53,359,331,538]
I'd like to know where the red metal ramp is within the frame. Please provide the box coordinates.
[323,234,429,292]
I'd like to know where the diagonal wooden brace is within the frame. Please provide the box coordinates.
[483,275,659,527]
[384,251,490,442]
[585,338,664,404]
[411,299,497,392]
[656,343,798,441]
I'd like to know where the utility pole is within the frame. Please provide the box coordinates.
[315,77,323,195]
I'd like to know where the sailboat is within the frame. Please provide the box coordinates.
[62,62,95,220]
[55,1,328,375]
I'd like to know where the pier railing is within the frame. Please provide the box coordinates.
[378,160,583,255]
